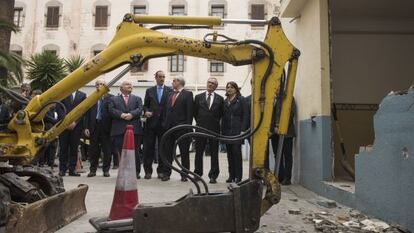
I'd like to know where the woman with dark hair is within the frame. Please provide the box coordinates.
[221,81,249,183]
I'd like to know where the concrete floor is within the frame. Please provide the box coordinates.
[55,154,383,233]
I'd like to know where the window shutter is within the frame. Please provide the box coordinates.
[95,6,108,27]
[47,6,59,27]
[251,4,265,20]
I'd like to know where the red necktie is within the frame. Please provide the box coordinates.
[123,95,129,105]
[171,91,178,107]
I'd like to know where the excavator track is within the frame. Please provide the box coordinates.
[0,166,88,233]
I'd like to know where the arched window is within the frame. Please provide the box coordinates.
[45,0,63,28]
[42,44,60,56]
[130,0,148,15]
[10,44,23,56]
[208,0,227,19]
[169,0,187,16]
[90,44,106,57]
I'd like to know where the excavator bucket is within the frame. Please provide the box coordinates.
[5,184,88,233]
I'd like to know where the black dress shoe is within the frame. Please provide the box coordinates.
[69,172,81,177]
[181,177,188,182]
[136,174,141,179]
[58,171,65,176]
[225,178,233,183]
[161,176,170,181]
[87,172,96,177]
[209,178,217,184]
[103,172,110,177]
[144,173,151,179]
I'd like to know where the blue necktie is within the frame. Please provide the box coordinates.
[157,87,163,103]
[96,99,102,120]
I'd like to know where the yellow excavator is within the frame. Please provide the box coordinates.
[0,14,299,233]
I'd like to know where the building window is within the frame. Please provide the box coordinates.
[210,5,225,18]
[170,55,184,72]
[95,5,108,27]
[171,5,185,16]
[45,50,57,56]
[133,5,146,14]
[131,61,149,73]
[11,50,22,56]
[14,7,23,27]
[251,4,265,20]
[46,6,59,28]
[93,50,102,56]
[210,60,224,73]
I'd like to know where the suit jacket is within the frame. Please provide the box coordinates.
[193,92,224,132]
[222,95,249,137]
[270,97,296,138]
[163,89,193,130]
[0,104,11,131]
[109,94,143,136]
[143,85,172,129]
[57,91,87,132]
[85,93,113,134]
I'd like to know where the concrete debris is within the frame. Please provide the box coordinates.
[289,198,299,202]
[318,211,329,216]
[343,220,361,228]
[317,200,337,208]
[288,209,301,215]
[361,219,390,232]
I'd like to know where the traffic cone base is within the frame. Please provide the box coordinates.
[108,190,138,220]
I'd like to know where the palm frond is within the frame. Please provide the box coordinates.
[64,55,85,73]
[0,19,19,33]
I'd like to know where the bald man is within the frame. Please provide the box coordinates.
[109,81,143,179]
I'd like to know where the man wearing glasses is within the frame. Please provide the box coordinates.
[142,71,172,179]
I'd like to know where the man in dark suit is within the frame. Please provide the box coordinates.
[57,90,87,176]
[85,80,113,177]
[161,77,193,182]
[142,71,172,179]
[267,97,296,185]
[193,77,224,184]
[0,98,11,131]
[109,81,143,179]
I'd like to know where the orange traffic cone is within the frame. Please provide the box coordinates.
[108,125,138,220]
[76,153,82,173]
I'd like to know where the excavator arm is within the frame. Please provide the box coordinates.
[0,14,299,233]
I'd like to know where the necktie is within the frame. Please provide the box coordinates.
[157,87,163,103]
[207,93,212,109]
[171,91,178,107]
[123,95,129,105]
[96,99,102,120]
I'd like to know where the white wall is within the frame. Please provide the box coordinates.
[331,18,414,104]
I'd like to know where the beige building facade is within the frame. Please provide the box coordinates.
[11,0,281,96]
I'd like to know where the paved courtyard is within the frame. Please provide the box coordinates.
[57,154,396,233]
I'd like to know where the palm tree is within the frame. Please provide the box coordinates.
[26,51,66,91]
[64,55,85,73]
[0,18,24,87]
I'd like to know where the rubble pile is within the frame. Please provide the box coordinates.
[303,209,407,233]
